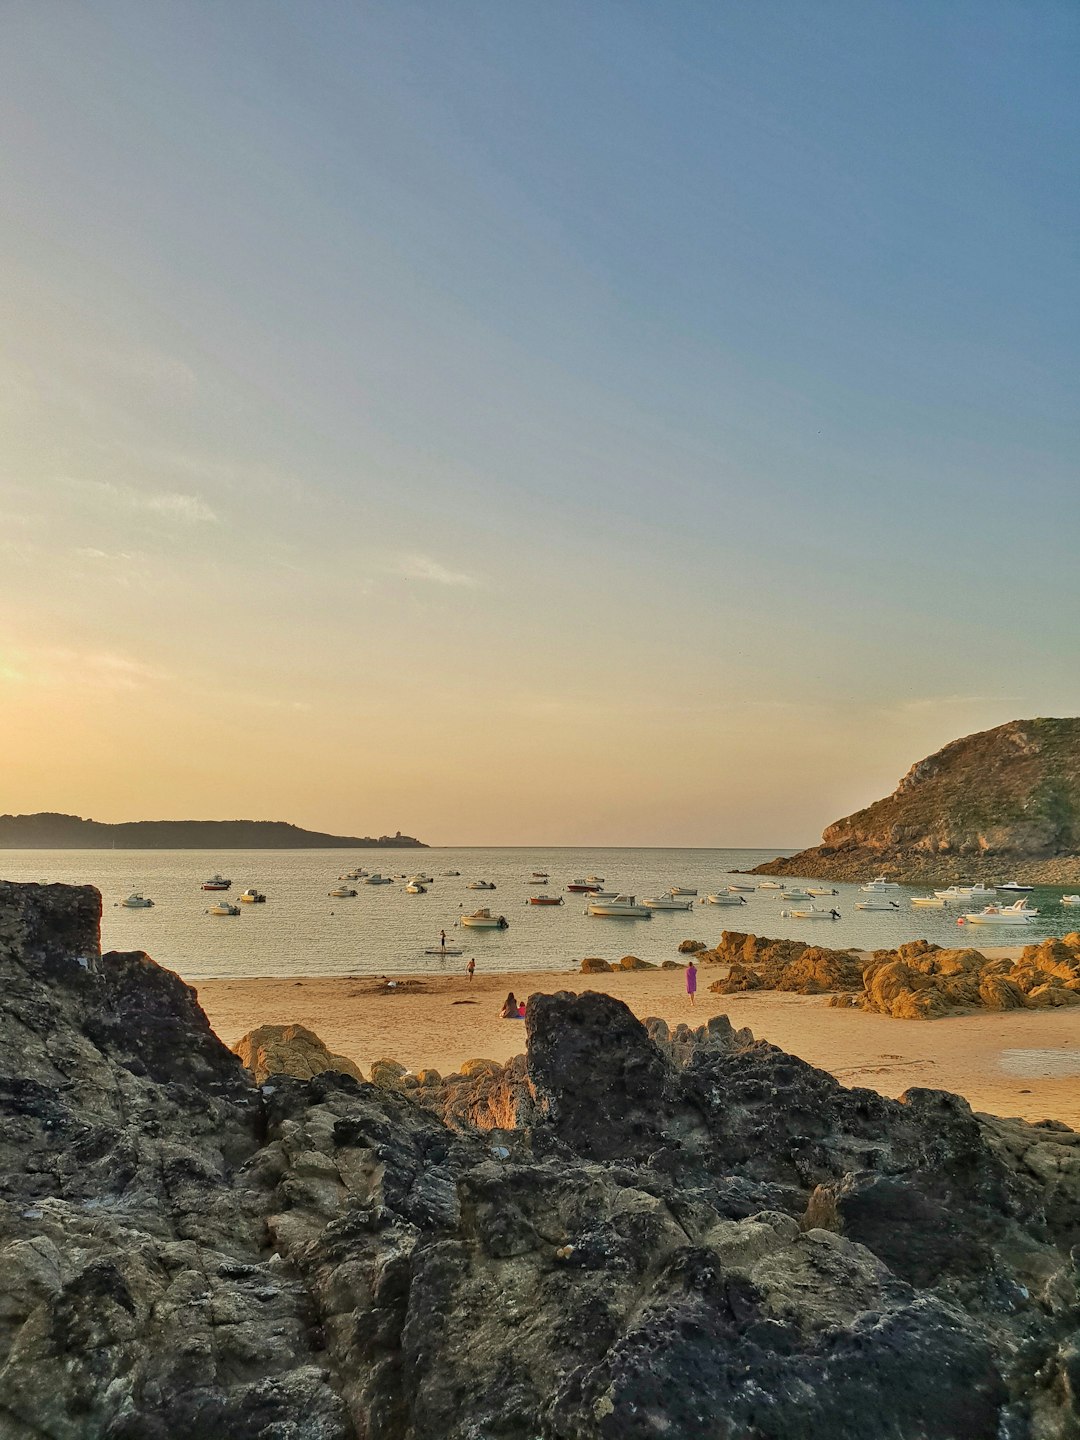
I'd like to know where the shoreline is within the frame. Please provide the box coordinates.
[196,951,1080,1130]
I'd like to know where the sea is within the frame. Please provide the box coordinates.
[2,847,1076,981]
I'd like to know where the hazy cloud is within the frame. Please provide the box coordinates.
[65,478,218,524]
[0,645,171,692]
[394,553,481,587]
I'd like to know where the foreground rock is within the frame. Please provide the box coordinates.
[707,929,1080,1018]
[754,716,1080,884]
[234,1022,365,1084]
[3,882,1080,1438]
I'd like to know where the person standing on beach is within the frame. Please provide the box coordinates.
[440,929,447,952]
[686,959,697,1007]
[467,957,475,981]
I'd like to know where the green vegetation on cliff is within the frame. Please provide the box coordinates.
[0,813,426,849]
[755,717,1080,883]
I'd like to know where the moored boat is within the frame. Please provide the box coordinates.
[364,874,393,885]
[1062,895,1080,906]
[408,873,434,886]
[567,880,603,893]
[643,895,695,911]
[706,892,748,906]
[997,881,1034,893]
[461,908,509,928]
[781,904,840,920]
[201,874,232,891]
[239,888,266,903]
[527,894,563,905]
[806,886,838,896]
[860,876,901,893]
[405,882,427,893]
[911,895,947,908]
[854,897,901,911]
[962,900,1039,926]
[209,901,240,916]
[121,892,154,908]
[467,880,497,891]
[329,885,357,898]
[668,886,697,897]
[586,894,652,918]
[757,881,782,890]
[727,884,756,893]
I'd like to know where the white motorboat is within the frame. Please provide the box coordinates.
[405,883,427,894]
[757,881,783,890]
[239,888,266,903]
[444,870,461,877]
[933,884,995,901]
[467,880,497,890]
[668,886,697,897]
[781,904,840,920]
[340,869,368,880]
[587,895,652,918]
[643,895,695,911]
[329,885,357,898]
[1062,895,1080,906]
[779,888,812,901]
[408,873,434,885]
[854,897,901,911]
[583,890,619,901]
[911,895,947,908]
[996,881,1034,893]
[860,876,901,893]
[706,892,748,906]
[121,892,154,908]
[209,901,240,916]
[364,874,393,885]
[727,884,756,893]
[806,886,838,897]
[962,900,1039,926]
[460,908,508,929]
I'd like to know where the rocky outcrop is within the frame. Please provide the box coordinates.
[234,1023,365,1085]
[707,929,1080,1019]
[4,882,1080,1437]
[755,717,1080,883]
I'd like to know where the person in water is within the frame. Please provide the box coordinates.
[686,959,698,1007]
[466,957,476,981]
[440,929,447,950]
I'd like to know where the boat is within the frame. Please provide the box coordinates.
[587,895,652,918]
[757,881,782,890]
[201,874,232,891]
[911,895,947,908]
[340,869,368,880]
[364,874,393,885]
[1062,895,1080,907]
[408,873,434,885]
[962,900,1039,926]
[460,908,509,929]
[239,889,266,904]
[209,901,240,916]
[121,893,154,908]
[996,881,1034,893]
[329,885,357,898]
[643,895,695,911]
[527,894,564,905]
[781,904,840,920]
[443,870,461,877]
[585,875,605,885]
[405,883,427,894]
[467,880,497,891]
[706,892,748,906]
[531,871,549,879]
[668,886,697,897]
[854,898,901,911]
[779,888,812,901]
[860,876,901,893]
[933,885,994,901]
[567,880,603,893]
[727,884,756,893]
[806,886,838,896]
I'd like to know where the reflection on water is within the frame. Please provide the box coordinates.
[2,847,1078,981]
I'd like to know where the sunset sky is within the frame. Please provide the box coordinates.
[2,2,1078,845]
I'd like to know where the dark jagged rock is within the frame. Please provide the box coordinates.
[3,883,1080,1438]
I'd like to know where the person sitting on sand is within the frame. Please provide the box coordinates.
[517,1001,526,1018]
[500,991,521,1019]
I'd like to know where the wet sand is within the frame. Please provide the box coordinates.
[196,953,1080,1129]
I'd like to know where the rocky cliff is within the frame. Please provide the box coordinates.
[755,717,1080,883]
[3,881,1080,1438]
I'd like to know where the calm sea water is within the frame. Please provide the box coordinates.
[2,847,1076,980]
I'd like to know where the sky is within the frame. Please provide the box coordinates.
[1,1,1078,846]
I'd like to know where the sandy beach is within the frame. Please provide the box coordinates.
[197,950,1080,1129]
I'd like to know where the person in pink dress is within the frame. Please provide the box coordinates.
[686,959,698,1007]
